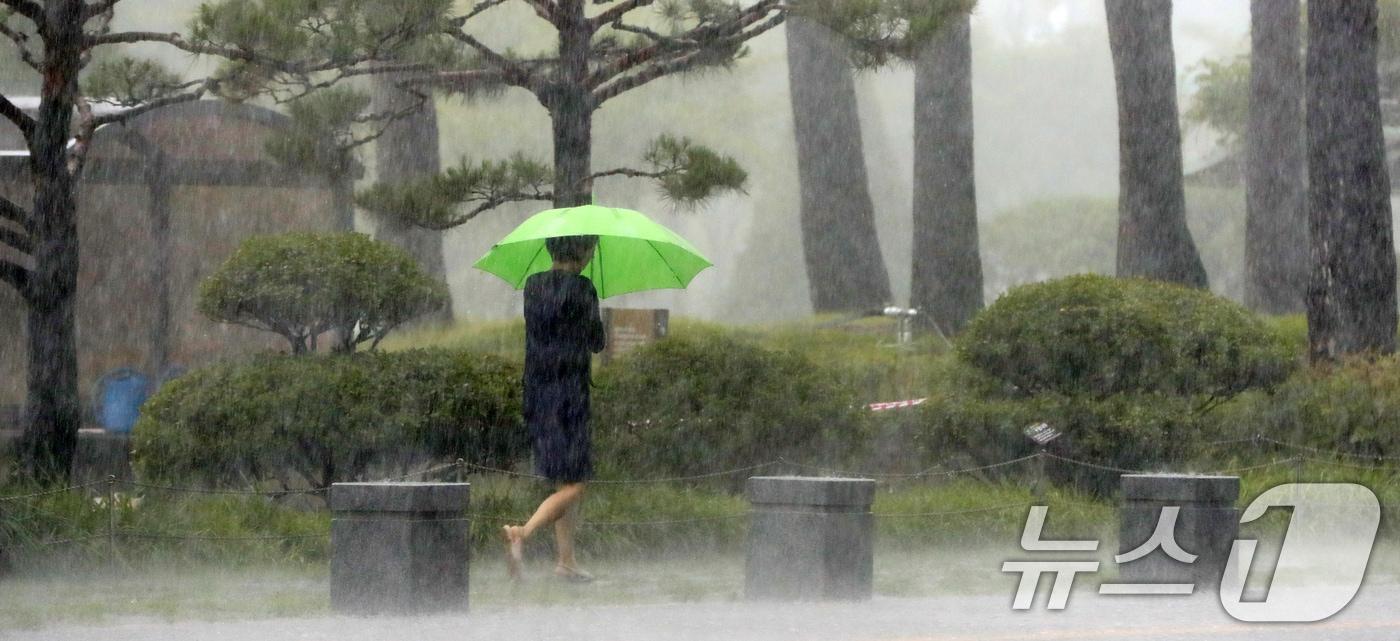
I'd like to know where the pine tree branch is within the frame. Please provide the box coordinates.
[0,17,40,70]
[90,31,293,67]
[0,225,31,254]
[0,0,41,25]
[0,257,29,298]
[443,30,544,92]
[521,0,561,26]
[0,92,35,141]
[587,167,666,182]
[81,0,127,20]
[586,37,680,88]
[401,68,505,93]
[591,8,786,105]
[82,0,123,21]
[90,31,391,78]
[460,0,513,22]
[0,194,31,234]
[336,62,443,79]
[588,0,783,92]
[594,50,701,102]
[90,86,208,127]
[607,21,676,44]
[589,0,654,31]
[441,190,554,229]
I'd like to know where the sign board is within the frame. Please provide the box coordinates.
[1023,422,1062,446]
[602,308,669,363]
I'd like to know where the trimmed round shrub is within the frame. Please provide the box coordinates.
[592,330,868,483]
[957,274,1294,399]
[133,349,523,488]
[198,232,449,354]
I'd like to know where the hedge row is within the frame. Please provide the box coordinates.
[133,275,1326,496]
[134,349,524,489]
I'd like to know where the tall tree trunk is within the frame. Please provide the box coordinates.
[911,14,982,335]
[330,175,354,232]
[20,0,84,483]
[22,175,80,483]
[1245,0,1308,314]
[1306,0,1397,360]
[550,1,595,209]
[550,102,593,208]
[147,154,172,380]
[785,16,892,313]
[1104,0,1208,288]
[119,129,173,381]
[370,73,452,325]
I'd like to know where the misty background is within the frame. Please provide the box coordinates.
[85,0,1257,322]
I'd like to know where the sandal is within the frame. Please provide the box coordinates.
[554,565,595,584]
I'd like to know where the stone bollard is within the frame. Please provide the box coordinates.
[745,476,876,601]
[1118,474,1239,586]
[330,482,470,614]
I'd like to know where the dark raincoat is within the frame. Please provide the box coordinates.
[523,270,606,483]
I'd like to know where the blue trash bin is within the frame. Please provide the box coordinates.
[96,368,150,433]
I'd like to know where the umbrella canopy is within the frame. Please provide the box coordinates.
[473,204,713,299]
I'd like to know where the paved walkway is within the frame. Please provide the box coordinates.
[9,584,1399,641]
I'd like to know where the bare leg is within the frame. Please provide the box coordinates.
[521,482,586,539]
[504,482,587,580]
[554,502,579,569]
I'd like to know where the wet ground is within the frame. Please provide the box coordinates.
[6,544,1399,640]
[7,582,1399,641]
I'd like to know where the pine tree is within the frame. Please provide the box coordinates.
[355,1,780,227]
[1245,0,1308,314]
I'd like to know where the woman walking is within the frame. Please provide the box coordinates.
[503,235,605,582]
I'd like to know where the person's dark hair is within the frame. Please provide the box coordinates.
[545,235,598,263]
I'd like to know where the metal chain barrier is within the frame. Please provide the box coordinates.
[1252,435,1400,461]
[123,482,326,497]
[778,453,1044,480]
[3,437,1399,566]
[459,459,785,484]
[0,479,105,503]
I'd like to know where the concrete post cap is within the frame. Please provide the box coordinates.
[330,482,471,513]
[746,476,877,507]
[1120,473,1240,504]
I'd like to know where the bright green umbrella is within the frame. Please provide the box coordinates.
[473,204,713,298]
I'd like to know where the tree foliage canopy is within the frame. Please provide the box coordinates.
[264,87,373,180]
[197,232,449,354]
[355,135,748,226]
[796,0,975,67]
[1185,54,1250,151]
[355,154,555,229]
[1190,0,1400,151]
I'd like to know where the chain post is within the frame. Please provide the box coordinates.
[105,475,117,575]
[1032,449,1047,504]
[455,458,465,484]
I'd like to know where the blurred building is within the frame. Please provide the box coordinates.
[0,100,338,423]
